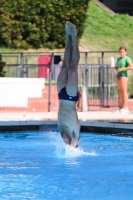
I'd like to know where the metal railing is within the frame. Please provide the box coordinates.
[0,51,122,110]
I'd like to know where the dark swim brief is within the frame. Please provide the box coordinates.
[58,87,79,102]
[117,74,128,79]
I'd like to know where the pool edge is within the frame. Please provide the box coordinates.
[0,120,133,136]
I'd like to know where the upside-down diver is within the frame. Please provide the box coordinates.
[57,21,80,148]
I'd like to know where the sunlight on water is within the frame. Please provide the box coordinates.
[47,132,97,158]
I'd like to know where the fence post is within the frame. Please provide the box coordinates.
[85,52,89,99]
[20,53,24,77]
[81,52,88,112]
[101,52,104,64]
[48,53,54,112]
[106,64,109,107]
[100,52,105,107]
[0,54,2,61]
[99,65,104,106]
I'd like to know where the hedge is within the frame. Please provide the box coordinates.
[0,61,6,77]
[0,0,90,49]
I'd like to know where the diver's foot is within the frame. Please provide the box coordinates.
[65,21,71,35]
[65,21,71,43]
[65,21,77,36]
[71,23,77,36]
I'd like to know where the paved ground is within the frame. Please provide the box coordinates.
[0,111,133,135]
[0,110,133,122]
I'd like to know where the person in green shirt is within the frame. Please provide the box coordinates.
[115,46,133,112]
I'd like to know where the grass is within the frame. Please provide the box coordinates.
[45,79,57,85]
[80,0,133,56]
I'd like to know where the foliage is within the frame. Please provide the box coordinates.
[110,86,118,97]
[81,0,133,55]
[128,75,133,97]
[0,61,6,77]
[86,1,133,37]
[0,0,89,49]
[45,79,57,85]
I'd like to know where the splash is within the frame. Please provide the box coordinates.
[48,132,97,158]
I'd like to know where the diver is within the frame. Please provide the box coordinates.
[57,21,80,148]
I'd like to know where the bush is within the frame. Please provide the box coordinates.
[0,61,6,77]
[0,0,90,49]
[128,75,133,98]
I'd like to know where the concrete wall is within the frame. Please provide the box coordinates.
[0,78,45,107]
[0,78,58,112]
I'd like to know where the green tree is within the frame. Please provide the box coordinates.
[0,61,6,77]
[0,0,90,49]
[128,75,133,98]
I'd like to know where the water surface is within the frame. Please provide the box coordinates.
[0,132,133,200]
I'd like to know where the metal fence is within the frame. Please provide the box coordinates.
[78,64,118,107]
[0,51,120,109]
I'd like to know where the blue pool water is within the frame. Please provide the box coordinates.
[0,131,133,200]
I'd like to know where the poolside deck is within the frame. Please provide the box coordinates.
[0,110,133,135]
[0,110,133,121]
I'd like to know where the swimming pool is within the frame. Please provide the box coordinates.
[0,131,133,200]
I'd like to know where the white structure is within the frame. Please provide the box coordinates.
[0,78,45,107]
[82,86,88,112]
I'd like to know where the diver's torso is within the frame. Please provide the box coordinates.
[58,100,80,135]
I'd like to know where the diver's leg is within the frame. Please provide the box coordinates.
[62,21,72,68]
[66,22,80,96]
[70,125,80,148]
[62,133,71,145]
[57,22,72,93]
